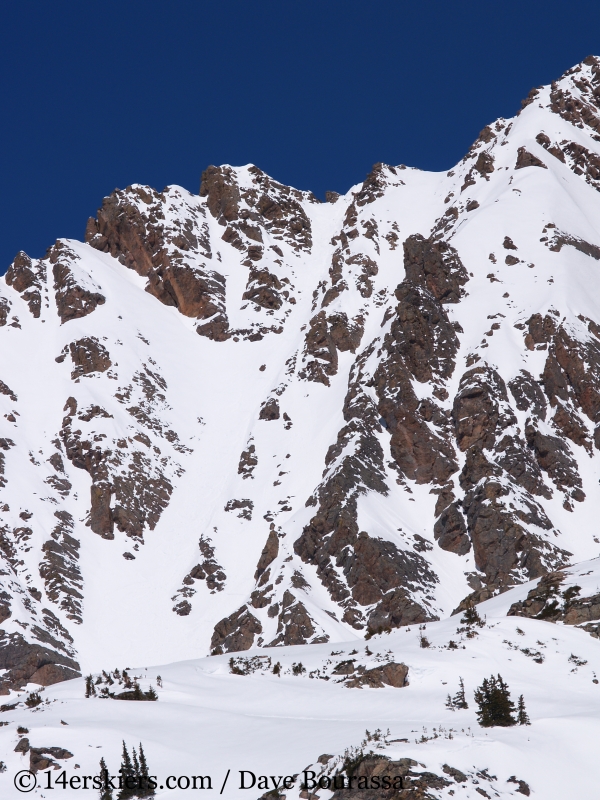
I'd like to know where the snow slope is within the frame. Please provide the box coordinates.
[2,583,600,797]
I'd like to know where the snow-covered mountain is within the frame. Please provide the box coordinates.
[3,53,600,720]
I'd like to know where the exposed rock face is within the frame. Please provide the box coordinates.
[549,55,600,139]
[86,184,230,338]
[172,535,227,613]
[68,338,112,379]
[259,398,280,420]
[402,235,469,304]
[200,164,315,253]
[507,570,600,636]
[266,590,317,646]
[254,529,279,581]
[210,605,262,654]
[39,511,83,623]
[515,147,547,169]
[295,349,439,633]
[434,503,470,555]
[328,754,451,800]
[448,366,571,587]
[5,251,45,318]
[373,258,460,486]
[344,661,409,688]
[29,746,73,773]
[299,311,365,385]
[0,631,80,693]
[238,441,258,479]
[50,242,106,323]
[60,358,181,546]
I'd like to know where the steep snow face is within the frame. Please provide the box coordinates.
[3,57,600,688]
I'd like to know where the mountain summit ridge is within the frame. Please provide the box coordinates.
[2,56,600,690]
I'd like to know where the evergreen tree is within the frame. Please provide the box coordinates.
[461,601,484,628]
[85,675,96,698]
[137,744,155,797]
[445,693,455,711]
[117,741,137,799]
[98,757,113,800]
[453,677,469,709]
[132,748,140,784]
[474,674,516,727]
[132,681,143,701]
[517,694,531,726]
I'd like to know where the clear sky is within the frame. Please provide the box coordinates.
[2,0,600,271]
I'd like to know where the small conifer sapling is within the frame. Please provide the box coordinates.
[461,601,484,628]
[98,757,113,800]
[453,677,469,709]
[517,694,531,725]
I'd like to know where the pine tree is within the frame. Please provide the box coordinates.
[132,748,140,784]
[453,677,469,709]
[98,757,113,800]
[474,674,516,727]
[137,744,155,797]
[445,693,455,711]
[144,686,158,701]
[461,601,484,628]
[85,675,96,698]
[117,741,137,799]
[517,694,531,726]
[132,681,143,701]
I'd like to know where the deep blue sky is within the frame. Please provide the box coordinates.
[2,1,600,271]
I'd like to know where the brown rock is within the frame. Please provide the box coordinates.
[89,483,113,539]
[51,244,105,324]
[5,251,44,318]
[0,631,80,693]
[243,267,283,310]
[30,746,73,773]
[238,442,257,479]
[515,147,547,169]
[87,184,229,329]
[259,398,280,420]
[508,370,547,419]
[28,663,79,686]
[69,338,111,379]
[200,165,241,224]
[254,529,279,581]
[453,367,514,451]
[211,605,262,654]
[345,661,409,688]
[196,314,230,341]
[434,503,470,554]
[14,737,30,753]
[0,296,11,326]
[267,592,318,646]
[403,234,469,304]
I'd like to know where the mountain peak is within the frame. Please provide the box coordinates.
[1,58,600,695]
